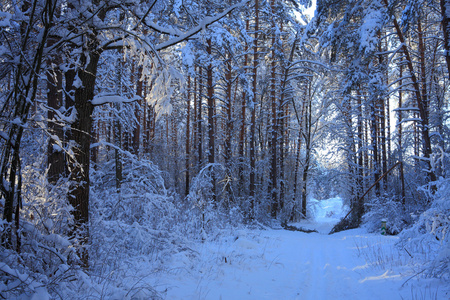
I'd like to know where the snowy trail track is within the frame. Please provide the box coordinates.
[160,224,441,300]
[156,197,445,300]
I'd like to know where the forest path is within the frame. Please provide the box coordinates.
[157,199,441,299]
[160,223,426,299]
[260,226,398,300]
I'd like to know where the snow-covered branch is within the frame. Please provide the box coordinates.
[91,94,141,106]
[156,0,249,51]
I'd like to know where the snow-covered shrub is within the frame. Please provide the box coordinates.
[362,195,412,235]
[0,162,84,299]
[90,152,183,259]
[186,163,245,239]
[187,163,224,238]
[398,177,450,279]
[67,152,185,299]
[1,149,184,299]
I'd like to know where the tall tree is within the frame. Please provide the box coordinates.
[269,0,279,217]
[46,40,65,184]
[381,0,436,183]
[185,75,192,197]
[206,38,216,201]
[249,0,260,215]
[440,0,450,78]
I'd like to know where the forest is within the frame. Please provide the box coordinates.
[0,0,449,299]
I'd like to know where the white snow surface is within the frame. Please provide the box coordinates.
[142,198,447,299]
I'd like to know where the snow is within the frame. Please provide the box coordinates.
[155,0,249,51]
[30,287,50,300]
[398,117,423,125]
[392,106,420,112]
[306,197,350,232]
[11,117,23,126]
[0,12,12,27]
[143,198,448,299]
[72,74,83,89]
[0,130,8,141]
[91,94,141,105]
[2,191,447,299]
[358,6,385,56]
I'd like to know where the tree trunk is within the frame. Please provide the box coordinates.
[114,60,123,191]
[69,48,101,268]
[278,97,288,213]
[249,0,259,213]
[269,2,278,218]
[65,64,76,172]
[132,65,143,156]
[206,39,216,202]
[224,53,233,203]
[380,89,387,191]
[376,34,388,191]
[148,104,155,154]
[301,83,313,218]
[185,75,191,197]
[356,88,364,220]
[292,90,306,221]
[144,76,155,154]
[418,17,429,163]
[47,46,65,184]
[370,96,381,197]
[114,110,123,191]
[238,19,249,198]
[398,55,404,204]
[198,66,203,171]
[193,66,198,173]
[440,0,450,79]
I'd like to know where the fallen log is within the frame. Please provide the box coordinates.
[282,223,318,233]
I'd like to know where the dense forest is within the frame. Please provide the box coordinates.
[1,0,449,298]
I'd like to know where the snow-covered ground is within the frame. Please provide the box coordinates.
[147,198,447,299]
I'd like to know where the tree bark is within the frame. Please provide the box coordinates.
[206,39,216,202]
[269,0,278,217]
[398,55,404,203]
[356,88,364,220]
[47,44,65,184]
[198,66,203,171]
[193,66,198,169]
[440,0,450,79]
[249,0,259,213]
[69,48,100,267]
[185,75,191,197]
[238,20,249,197]
[224,52,233,203]
[114,110,123,192]
[301,83,313,218]
[291,87,306,221]
[370,95,381,197]
[132,65,143,155]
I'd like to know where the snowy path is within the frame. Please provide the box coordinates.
[153,199,446,299]
[157,225,444,299]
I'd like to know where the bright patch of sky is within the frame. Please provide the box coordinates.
[296,0,316,24]
[304,0,316,18]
